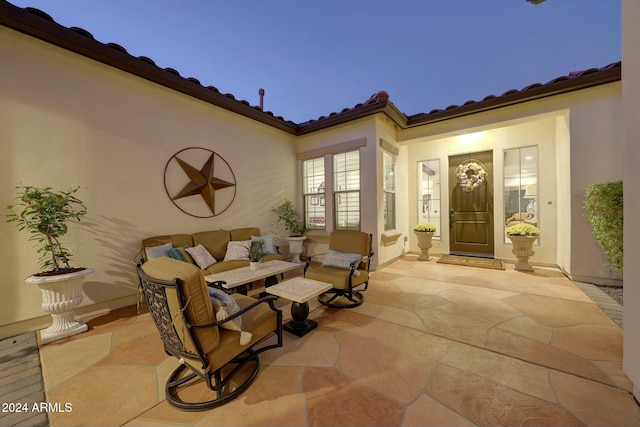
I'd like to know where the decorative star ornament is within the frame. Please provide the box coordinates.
[164,148,236,218]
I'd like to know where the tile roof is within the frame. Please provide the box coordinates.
[0,1,621,135]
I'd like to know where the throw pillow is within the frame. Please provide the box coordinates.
[186,244,218,270]
[252,234,275,255]
[223,240,251,261]
[207,287,252,345]
[322,249,362,270]
[145,242,172,260]
[169,245,197,265]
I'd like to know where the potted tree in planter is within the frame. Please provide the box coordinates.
[505,223,540,271]
[414,223,436,261]
[6,185,93,343]
[272,199,306,264]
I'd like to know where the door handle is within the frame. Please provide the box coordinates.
[450,209,454,228]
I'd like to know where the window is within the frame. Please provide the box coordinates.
[383,151,396,230]
[302,157,325,230]
[503,147,538,242]
[417,159,441,237]
[334,150,360,230]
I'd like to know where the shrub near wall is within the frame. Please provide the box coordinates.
[584,180,623,276]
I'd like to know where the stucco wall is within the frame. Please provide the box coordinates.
[0,27,296,337]
[567,84,623,285]
[622,0,640,400]
[404,115,559,265]
[399,82,621,283]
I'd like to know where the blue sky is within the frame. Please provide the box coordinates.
[8,0,620,123]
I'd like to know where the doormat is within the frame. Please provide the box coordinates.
[437,255,505,270]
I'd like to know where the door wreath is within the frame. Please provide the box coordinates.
[456,160,487,192]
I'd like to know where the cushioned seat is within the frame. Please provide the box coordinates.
[304,231,373,308]
[137,257,282,411]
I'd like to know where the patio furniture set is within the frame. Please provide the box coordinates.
[137,228,373,411]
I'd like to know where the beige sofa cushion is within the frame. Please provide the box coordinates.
[193,230,230,261]
[230,227,261,241]
[141,234,193,260]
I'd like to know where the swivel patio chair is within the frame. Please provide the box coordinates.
[304,231,373,308]
[136,257,282,411]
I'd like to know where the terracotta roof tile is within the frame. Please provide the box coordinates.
[0,2,622,135]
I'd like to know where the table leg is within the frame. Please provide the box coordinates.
[283,301,317,337]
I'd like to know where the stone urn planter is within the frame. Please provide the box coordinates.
[286,236,307,264]
[415,232,435,261]
[508,236,538,271]
[505,223,541,272]
[26,268,94,344]
[413,223,436,261]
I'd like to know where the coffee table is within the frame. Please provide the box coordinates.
[204,260,302,293]
[266,277,332,337]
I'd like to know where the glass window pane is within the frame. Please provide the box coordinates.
[305,195,325,229]
[303,158,325,194]
[303,157,326,230]
[417,159,441,238]
[335,191,360,230]
[504,147,538,243]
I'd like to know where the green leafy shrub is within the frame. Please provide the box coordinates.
[7,185,87,273]
[584,180,623,276]
[272,199,304,236]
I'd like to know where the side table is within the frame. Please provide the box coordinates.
[266,277,331,336]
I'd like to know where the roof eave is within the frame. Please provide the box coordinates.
[0,1,299,134]
[297,100,408,135]
[406,66,621,127]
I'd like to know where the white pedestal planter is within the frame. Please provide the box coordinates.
[415,232,434,261]
[25,268,94,344]
[508,236,538,271]
[286,236,307,264]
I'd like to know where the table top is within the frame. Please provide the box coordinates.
[204,260,302,289]
[266,277,332,303]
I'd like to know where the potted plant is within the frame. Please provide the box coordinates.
[248,240,263,271]
[272,199,306,263]
[413,223,436,261]
[6,185,93,343]
[505,223,540,271]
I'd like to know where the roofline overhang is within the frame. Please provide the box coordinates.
[0,1,622,138]
[0,1,299,134]
[405,66,621,127]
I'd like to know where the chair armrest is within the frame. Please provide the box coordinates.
[191,295,281,329]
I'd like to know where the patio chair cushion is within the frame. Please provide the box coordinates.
[208,293,280,369]
[141,257,219,356]
[322,249,362,270]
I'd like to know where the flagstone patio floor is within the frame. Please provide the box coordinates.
[34,256,640,426]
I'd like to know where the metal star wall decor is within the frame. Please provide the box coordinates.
[164,148,236,218]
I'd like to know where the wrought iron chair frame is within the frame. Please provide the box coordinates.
[136,264,283,411]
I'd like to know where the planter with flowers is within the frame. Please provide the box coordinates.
[6,185,93,343]
[414,223,436,261]
[505,223,540,271]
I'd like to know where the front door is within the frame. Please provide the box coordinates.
[449,151,494,257]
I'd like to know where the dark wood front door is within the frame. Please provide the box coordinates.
[449,151,494,257]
